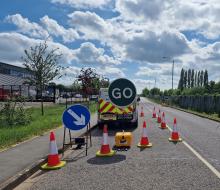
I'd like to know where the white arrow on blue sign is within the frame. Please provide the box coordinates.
[62,104,90,130]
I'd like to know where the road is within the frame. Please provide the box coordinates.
[15,98,220,190]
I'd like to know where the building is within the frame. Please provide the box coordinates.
[0,62,55,101]
[0,62,28,100]
[0,62,32,79]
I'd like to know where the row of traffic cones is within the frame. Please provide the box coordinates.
[41,106,182,169]
[96,122,152,156]
[152,106,182,142]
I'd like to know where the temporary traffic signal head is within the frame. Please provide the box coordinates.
[108,78,137,107]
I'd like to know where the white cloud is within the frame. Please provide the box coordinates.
[5,14,49,39]
[51,0,111,9]
[53,66,82,85]
[40,15,79,42]
[73,42,120,65]
[0,32,74,65]
[97,66,125,78]
[116,0,166,21]
[68,11,113,40]
[125,30,190,63]
[0,32,120,68]
[132,79,155,93]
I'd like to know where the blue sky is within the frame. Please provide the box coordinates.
[0,0,220,93]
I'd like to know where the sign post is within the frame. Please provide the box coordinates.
[62,104,91,156]
[108,78,136,107]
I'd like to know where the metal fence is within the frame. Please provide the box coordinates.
[161,95,220,114]
[0,85,56,102]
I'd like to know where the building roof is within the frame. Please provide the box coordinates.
[0,73,24,86]
[0,62,26,71]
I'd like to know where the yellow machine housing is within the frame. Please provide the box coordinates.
[115,131,132,147]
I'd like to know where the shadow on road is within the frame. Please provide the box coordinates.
[87,154,126,165]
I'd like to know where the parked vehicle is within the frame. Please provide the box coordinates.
[98,88,138,128]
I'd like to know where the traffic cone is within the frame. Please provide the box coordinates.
[96,124,115,156]
[137,121,152,148]
[140,106,144,117]
[169,118,182,142]
[160,112,167,129]
[41,132,66,170]
[152,107,156,118]
[157,109,161,123]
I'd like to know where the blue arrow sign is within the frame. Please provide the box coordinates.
[62,104,90,130]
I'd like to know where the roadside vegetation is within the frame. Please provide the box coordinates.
[0,101,97,150]
[0,40,108,150]
[142,68,220,120]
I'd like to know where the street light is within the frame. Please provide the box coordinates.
[162,57,174,90]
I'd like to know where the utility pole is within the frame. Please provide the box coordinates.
[172,59,174,90]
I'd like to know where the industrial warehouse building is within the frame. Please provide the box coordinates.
[0,62,55,101]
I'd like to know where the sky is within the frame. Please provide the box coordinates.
[0,0,220,93]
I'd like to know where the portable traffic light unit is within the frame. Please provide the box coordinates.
[115,131,132,148]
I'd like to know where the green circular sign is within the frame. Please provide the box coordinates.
[108,78,136,107]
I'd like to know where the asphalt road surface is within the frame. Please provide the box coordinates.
[16,98,220,190]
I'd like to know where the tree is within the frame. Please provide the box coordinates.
[195,71,197,87]
[178,68,184,90]
[22,41,62,115]
[99,76,110,88]
[204,70,209,87]
[191,69,194,88]
[187,69,191,88]
[183,70,187,88]
[200,70,204,87]
[77,68,99,96]
[142,88,150,97]
[197,71,200,87]
[209,80,216,94]
[150,88,160,96]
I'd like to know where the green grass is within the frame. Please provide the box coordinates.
[0,102,97,150]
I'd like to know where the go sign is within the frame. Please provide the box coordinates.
[108,78,136,107]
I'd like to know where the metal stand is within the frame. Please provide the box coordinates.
[62,123,92,157]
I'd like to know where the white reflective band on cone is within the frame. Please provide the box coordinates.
[143,128,148,137]
[173,124,177,132]
[102,133,108,145]
[49,140,58,155]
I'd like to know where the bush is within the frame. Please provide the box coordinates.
[0,97,31,127]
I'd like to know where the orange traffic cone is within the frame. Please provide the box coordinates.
[96,124,115,156]
[152,107,156,118]
[157,109,161,123]
[140,106,144,117]
[169,118,182,142]
[137,121,152,148]
[41,132,66,170]
[160,112,167,129]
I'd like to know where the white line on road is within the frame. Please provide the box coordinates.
[166,125,220,179]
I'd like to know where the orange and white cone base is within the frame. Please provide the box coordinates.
[137,121,152,148]
[41,132,66,170]
[96,125,115,156]
[160,112,167,129]
[169,118,182,142]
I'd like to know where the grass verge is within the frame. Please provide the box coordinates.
[147,97,220,122]
[0,102,97,150]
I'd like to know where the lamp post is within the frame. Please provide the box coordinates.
[163,57,174,90]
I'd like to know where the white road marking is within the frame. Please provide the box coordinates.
[166,125,220,179]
